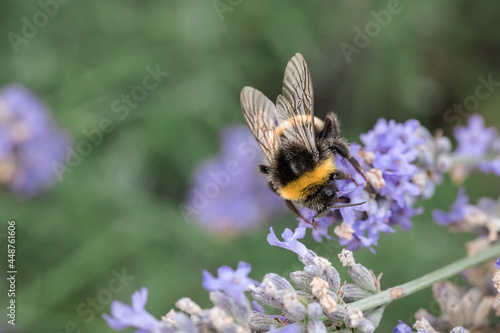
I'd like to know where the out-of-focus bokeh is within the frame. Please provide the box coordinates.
[1,1,500,331]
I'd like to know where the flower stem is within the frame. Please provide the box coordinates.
[347,242,500,311]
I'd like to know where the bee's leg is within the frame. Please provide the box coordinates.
[285,200,314,226]
[319,113,341,140]
[328,139,367,182]
[330,169,358,186]
[311,208,329,226]
[258,165,270,174]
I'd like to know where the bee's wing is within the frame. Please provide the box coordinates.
[240,86,279,163]
[276,53,318,157]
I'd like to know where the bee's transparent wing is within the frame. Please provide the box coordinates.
[276,53,318,157]
[240,86,279,163]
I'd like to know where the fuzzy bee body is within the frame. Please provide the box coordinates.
[240,53,365,222]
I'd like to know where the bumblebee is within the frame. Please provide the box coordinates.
[240,53,366,223]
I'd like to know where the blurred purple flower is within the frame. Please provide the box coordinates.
[478,158,500,176]
[393,320,412,333]
[268,323,302,333]
[495,258,500,270]
[103,287,169,333]
[432,188,470,226]
[202,261,258,304]
[184,125,286,234]
[267,226,309,258]
[0,85,69,196]
[454,114,496,157]
[446,114,500,181]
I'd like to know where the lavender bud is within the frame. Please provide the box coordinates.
[175,297,202,316]
[311,256,341,292]
[222,323,249,333]
[344,308,363,328]
[364,306,385,328]
[306,320,327,333]
[322,267,341,293]
[313,256,332,270]
[365,168,386,190]
[450,327,471,333]
[306,302,323,320]
[174,312,198,333]
[299,249,319,266]
[250,274,294,309]
[310,276,329,298]
[339,249,355,267]
[296,290,314,302]
[162,309,176,327]
[348,264,378,293]
[231,297,252,325]
[249,312,277,332]
[436,136,452,153]
[414,308,437,326]
[304,264,323,278]
[209,291,233,314]
[250,283,282,309]
[354,318,375,333]
[282,290,306,321]
[325,306,347,324]
[208,307,234,331]
[290,270,314,292]
[341,283,374,303]
[319,294,338,314]
[413,317,435,331]
[264,273,295,292]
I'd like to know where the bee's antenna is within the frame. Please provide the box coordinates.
[328,201,366,210]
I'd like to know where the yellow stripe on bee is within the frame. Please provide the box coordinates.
[278,158,335,201]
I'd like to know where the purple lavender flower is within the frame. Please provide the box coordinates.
[495,258,500,270]
[297,207,335,242]
[267,226,309,258]
[184,125,286,234]
[297,119,442,250]
[0,85,70,196]
[454,114,496,158]
[202,261,258,303]
[393,320,412,333]
[432,188,471,226]
[103,287,169,333]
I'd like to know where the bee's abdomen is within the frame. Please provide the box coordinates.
[277,158,335,201]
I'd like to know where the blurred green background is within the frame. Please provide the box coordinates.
[1,0,500,332]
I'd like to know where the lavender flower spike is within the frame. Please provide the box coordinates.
[267,227,309,258]
[202,261,258,304]
[103,287,169,332]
